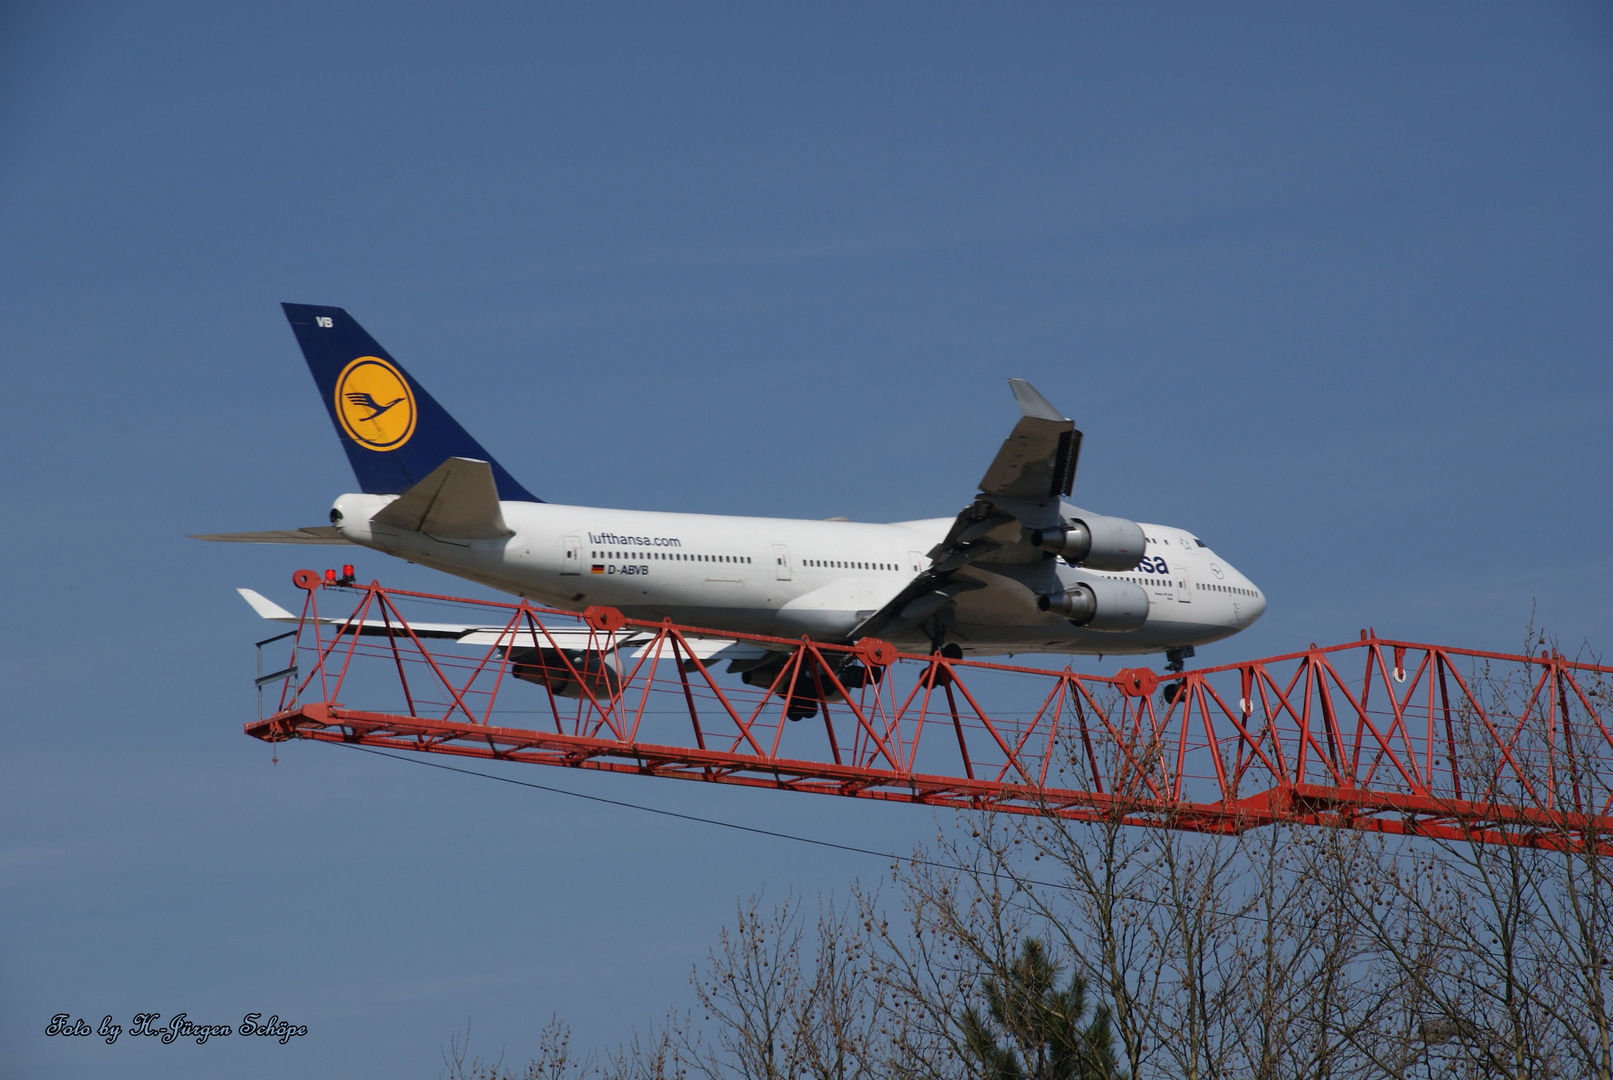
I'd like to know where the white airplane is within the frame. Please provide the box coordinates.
[201,305,1264,706]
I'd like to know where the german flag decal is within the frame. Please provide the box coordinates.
[590,564,605,574]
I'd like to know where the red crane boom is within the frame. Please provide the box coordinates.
[245,573,1613,854]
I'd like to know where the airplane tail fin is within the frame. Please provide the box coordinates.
[281,303,540,502]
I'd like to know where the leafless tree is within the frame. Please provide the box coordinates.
[600,1018,688,1080]
[681,892,806,1080]
[791,897,894,1079]
[674,890,902,1080]
[444,1016,596,1080]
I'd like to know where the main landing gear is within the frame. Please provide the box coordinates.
[925,620,964,662]
[739,655,885,721]
[1161,645,1195,704]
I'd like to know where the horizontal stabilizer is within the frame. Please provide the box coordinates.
[370,457,512,539]
[193,526,354,545]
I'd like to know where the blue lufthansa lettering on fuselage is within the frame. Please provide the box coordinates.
[588,531,682,548]
[1139,556,1171,574]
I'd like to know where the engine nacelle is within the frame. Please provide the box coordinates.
[1030,510,1145,572]
[1037,577,1149,632]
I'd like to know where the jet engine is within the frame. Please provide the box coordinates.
[1029,510,1146,571]
[1037,577,1148,632]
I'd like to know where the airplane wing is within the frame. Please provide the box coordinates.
[236,589,761,658]
[625,637,771,664]
[237,588,650,647]
[847,379,1079,645]
[193,527,355,545]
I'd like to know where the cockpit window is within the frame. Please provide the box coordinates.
[1194,538,1207,548]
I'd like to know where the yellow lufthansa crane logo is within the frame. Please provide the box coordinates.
[334,356,417,451]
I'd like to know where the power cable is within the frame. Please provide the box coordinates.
[333,742,1592,965]
[338,741,978,877]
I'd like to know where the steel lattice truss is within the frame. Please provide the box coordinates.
[245,576,1613,854]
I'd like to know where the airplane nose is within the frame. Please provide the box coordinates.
[1247,586,1267,625]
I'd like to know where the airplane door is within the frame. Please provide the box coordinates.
[908,550,927,575]
[561,534,582,575]
[1177,563,1193,604]
[772,543,792,581]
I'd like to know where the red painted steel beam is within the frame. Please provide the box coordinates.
[243,575,1613,855]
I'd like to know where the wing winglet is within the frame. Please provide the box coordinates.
[1007,378,1066,422]
[238,588,298,621]
[979,380,1080,500]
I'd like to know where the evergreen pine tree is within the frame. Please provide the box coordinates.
[960,938,1125,1080]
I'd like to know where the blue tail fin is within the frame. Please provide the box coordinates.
[282,303,540,502]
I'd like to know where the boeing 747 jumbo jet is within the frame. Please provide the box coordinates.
[201,304,1264,698]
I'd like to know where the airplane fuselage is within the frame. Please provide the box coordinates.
[214,305,1270,664]
[331,494,1265,657]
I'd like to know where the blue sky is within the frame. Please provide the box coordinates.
[3,4,1610,1076]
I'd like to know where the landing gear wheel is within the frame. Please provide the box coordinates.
[1161,681,1185,705]
[940,643,963,660]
